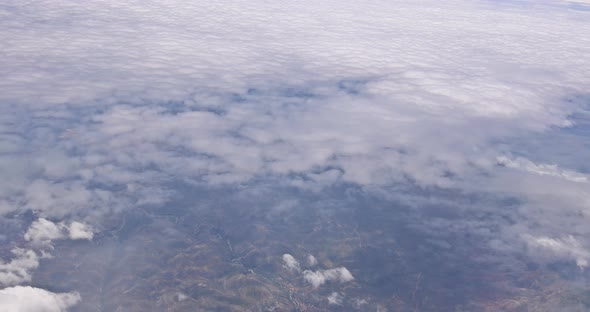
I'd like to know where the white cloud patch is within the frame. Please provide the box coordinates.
[564,0,590,4]
[524,235,590,269]
[307,254,318,267]
[0,286,80,312]
[327,292,344,305]
[2,219,94,287]
[0,249,40,287]
[282,254,301,272]
[24,218,94,245]
[23,219,64,246]
[67,222,94,240]
[303,267,354,288]
[497,156,588,183]
[176,292,188,302]
[282,254,354,289]
[354,298,368,308]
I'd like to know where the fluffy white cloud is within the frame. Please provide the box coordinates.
[24,218,94,245]
[0,249,40,287]
[0,286,80,312]
[23,219,64,245]
[303,267,354,288]
[282,254,354,289]
[7,219,93,287]
[282,254,301,272]
[67,222,94,240]
[327,292,344,305]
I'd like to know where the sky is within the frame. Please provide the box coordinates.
[1,0,590,311]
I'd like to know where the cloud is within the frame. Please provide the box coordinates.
[24,218,94,245]
[67,222,94,240]
[307,255,318,267]
[23,219,64,245]
[0,286,80,312]
[327,292,344,305]
[0,0,588,223]
[176,292,188,302]
[282,254,354,289]
[282,254,301,272]
[1,219,94,287]
[303,267,354,288]
[523,235,590,269]
[0,0,589,309]
[0,249,40,287]
[497,156,588,183]
[564,0,590,4]
[0,0,588,199]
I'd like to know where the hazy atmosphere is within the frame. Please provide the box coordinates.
[1,0,590,311]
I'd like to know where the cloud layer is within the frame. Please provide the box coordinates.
[0,0,589,309]
[1,0,588,213]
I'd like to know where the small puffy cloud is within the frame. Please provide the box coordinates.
[23,218,64,245]
[67,222,93,240]
[523,234,590,269]
[0,286,80,312]
[5,219,93,287]
[0,249,39,287]
[327,292,343,305]
[24,218,94,245]
[282,254,300,272]
[176,292,188,302]
[307,254,318,267]
[303,267,354,288]
[354,298,368,308]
